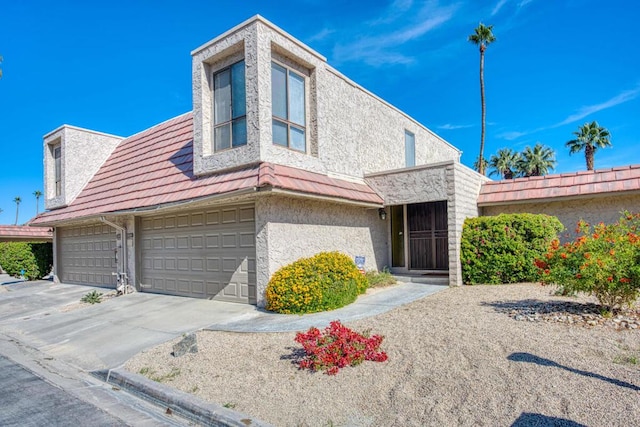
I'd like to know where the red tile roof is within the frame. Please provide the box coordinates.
[478,165,640,206]
[31,113,382,225]
[0,225,53,241]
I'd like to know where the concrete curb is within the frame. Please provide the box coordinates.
[92,368,273,427]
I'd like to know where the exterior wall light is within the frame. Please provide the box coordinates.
[378,208,387,220]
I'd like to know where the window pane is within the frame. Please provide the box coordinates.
[214,124,231,151]
[290,126,306,152]
[54,147,61,181]
[232,118,247,147]
[288,71,305,126]
[214,69,231,124]
[272,119,288,146]
[405,131,415,167]
[271,63,287,120]
[231,61,246,119]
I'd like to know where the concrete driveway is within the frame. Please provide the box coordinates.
[0,281,261,371]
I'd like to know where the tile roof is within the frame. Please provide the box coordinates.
[0,225,53,241]
[31,113,382,225]
[478,165,640,206]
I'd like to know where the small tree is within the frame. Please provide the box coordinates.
[13,196,21,225]
[539,212,640,312]
[489,148,521,179]
[566,121,611,171]
[33,190,43,215]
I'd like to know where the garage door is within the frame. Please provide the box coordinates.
[139,204,256,303]
[58,224,117,287]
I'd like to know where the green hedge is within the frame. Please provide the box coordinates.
[461,214,563,284]
[0,242,53,280]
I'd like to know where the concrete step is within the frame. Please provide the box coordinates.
[392,274,449,285]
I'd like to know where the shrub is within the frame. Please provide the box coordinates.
[266,251,368,314]
[365,268,397,288]
[538,212,640,311]
[461,214,563,284]
[295,320,388,375]
[0,242,53,280]
[81,290,103,304]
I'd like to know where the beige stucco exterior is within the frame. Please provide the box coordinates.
[43,125,122,210]
[481,193,640,242]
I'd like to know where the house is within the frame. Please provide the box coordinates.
[30,16,487,306]
[0,226,53,243]
[478,165,640,241]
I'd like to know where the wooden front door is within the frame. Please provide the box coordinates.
[407,201,448,270]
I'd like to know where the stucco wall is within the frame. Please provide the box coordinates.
[44,126,122,210]
[192,16,460,180]
[481,193,640,242]
[255,194,388,307]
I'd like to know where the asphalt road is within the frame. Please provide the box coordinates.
[0,355,126,426]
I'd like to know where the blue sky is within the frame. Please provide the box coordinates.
[1,0,638,225]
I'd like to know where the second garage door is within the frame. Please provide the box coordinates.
[139,204,256,303]
[57,224,117,287]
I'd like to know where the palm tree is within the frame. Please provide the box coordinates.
[518,143,556,177]
[468,23,496,176]
[489,148,521,179]
[13,196,21,225]
[33,190,43,215]
[0,55,3,79]
[473,155,488,176]
[566,121,611,171]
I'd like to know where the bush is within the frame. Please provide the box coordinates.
[461,214,563,284]
[538,212,640,311]
[365,268,397,288]
[295,320,388,375]
[0,242,53,280]
[266,251,368,314]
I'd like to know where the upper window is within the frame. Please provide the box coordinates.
[405,131,415,167]
[54,145,62,196]
[271,62,306,152]
[213,61,246,152]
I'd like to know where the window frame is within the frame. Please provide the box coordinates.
[53,144,62,197]
[405,130,416,167]
[271,61,307,153]
[212,60,247,153]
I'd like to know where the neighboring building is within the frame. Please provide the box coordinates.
[0,226,53,243]
[478,165,640,241]
[31,16,487,306]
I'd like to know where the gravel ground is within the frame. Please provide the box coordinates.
[125,284,640,427]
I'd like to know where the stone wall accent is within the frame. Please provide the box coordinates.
[255,194,387,307]
[481,193,640,242]
[446,163,489,286]
[43,126,122,210]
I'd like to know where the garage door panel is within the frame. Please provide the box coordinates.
[140,205,256,303]
[58,224,117,287]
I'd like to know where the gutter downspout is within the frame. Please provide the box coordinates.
[99,216,130,294]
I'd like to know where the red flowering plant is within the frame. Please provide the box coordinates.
[537,211,640,312]
[294,320,388,375]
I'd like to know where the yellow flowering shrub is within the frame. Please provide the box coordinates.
[265,251,368,314]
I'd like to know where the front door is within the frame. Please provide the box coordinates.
[407,201,448,270]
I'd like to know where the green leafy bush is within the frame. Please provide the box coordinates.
[538,212,640,311]
[81,290,103,304]
[0,242,53,280]
[266,251,368,314]
[365,268,397,288]
[461,213,563,284]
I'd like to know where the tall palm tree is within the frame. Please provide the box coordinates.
[566,121,611,171]
[473,155,488,176]
[13,196,21,225]
[468,23,496,176]
[518,143,556,177]
[0,55,3,79]
[33,190,43,215]
[489,148,521,179]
